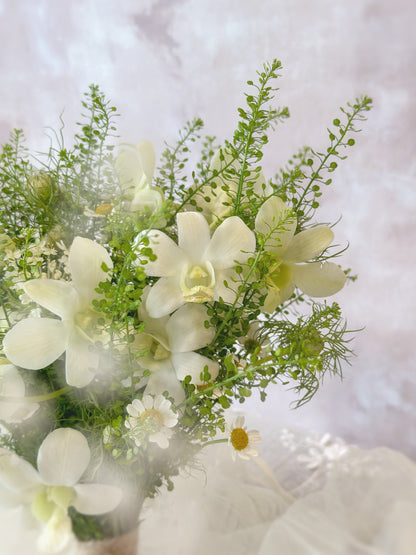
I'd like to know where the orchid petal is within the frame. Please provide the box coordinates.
[23,279,79,320]
[172,352,219,383]
[215,268,241,305]
[0,448,41,493]
[177,212,211,262]
[284,226,334,263]
[137,230,188,277]
[255,196,297,255]
[166,304,214,353]
[144,366,185,403]
[72,483,122,515]
[65,331,98,388]
[37,428,90,486]
[37,509,73,554]
[292,262,347,297]
[204,216,255,268]
[69,237,113,307]
[145,277,185,318]
[0,364,39,423]
[136,140,156,182]
[3,318,69,370]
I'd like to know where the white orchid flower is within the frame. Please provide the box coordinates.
[137,211,256,318]
[0,428,122,554]
[195,148,272,226]
[255,196,346,312]
[135,292,219,401]
[115,141,164,216]
[3,237,113,387]
[125,394,178,449]
[0,360,39,423]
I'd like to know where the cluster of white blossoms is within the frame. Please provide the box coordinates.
[0,140,347,551]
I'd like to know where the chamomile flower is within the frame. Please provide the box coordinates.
[228,416,261,460]
[125,395,178,449]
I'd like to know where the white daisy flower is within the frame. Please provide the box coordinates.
[125,395,178,450]
[228,416,261,460]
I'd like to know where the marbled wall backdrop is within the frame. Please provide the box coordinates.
[0,0,415,459]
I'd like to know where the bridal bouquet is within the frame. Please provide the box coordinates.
[0,60,371,553]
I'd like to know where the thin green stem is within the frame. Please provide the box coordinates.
[0,386,71,404]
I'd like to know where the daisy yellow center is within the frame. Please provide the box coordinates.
[230,427,249,451]
[180,262,215,303]
[141,408,163,434]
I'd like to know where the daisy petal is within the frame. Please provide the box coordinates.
[0,448,41,493]
[69,237,113,307]
[145,277,185,318]
[73,483,122,515]
[138,230,187,277]
[284,226,334,263]
[3,318,68,370]
[37,428,90,486]
[292,261,346,297]
[172,352,219,383]
[23,279,79,319]
[255,197,297,255]
[166,304,214,352]
[204,217,255,268]
[65,331,98,388]
[177,212,211,262]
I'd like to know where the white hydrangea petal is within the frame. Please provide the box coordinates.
[204,216,255,269]
[3,318,69,370]
[177,212,211,262]
[72,483,122,515]
[37,428,90,486]
[138,230,188,277]
[292,261,347,297]
[68,237,113,307]
[255,196,297,255]
[145,277,185,318]
[166,304,214,353]
[23,279,79,320]
[0,448,41,493]
[65,331,98,388]
[284,226,334,263]
[144,367,185,403]
[171,352,219,383]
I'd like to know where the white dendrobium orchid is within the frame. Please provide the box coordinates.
[255,196,346,312]
[3,237,113,387]
[125,394,178,449]
[228,415,261,461]
[136,292,219,401]
[0,360,39,423]
[137,211,256,318]
[196,148,272,226]
[0,428,122,554]
[115,141,164,215]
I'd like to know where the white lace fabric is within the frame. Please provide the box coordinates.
[140,429,416,555]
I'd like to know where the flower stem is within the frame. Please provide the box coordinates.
[0,386,72,403]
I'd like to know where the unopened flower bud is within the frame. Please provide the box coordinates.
[26,172,55,203]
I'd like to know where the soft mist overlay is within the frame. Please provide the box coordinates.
[0,0,414,482]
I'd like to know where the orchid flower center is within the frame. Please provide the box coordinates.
[74,309,101,342]
[150,339,170,361]
[32,486,75,524]
[230,427,249,451]
[266,258,292,292]
[180,261,216,303]
[140,408,163,434]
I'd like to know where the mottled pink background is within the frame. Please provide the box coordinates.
[0,0,415,456]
